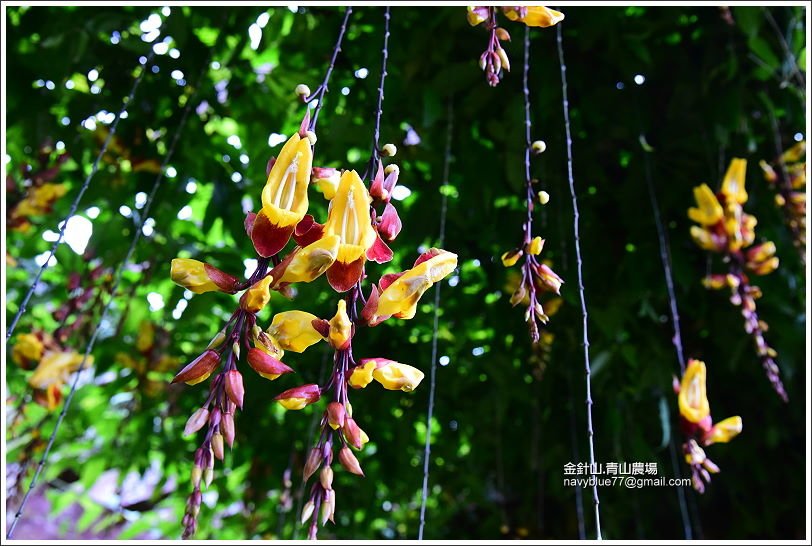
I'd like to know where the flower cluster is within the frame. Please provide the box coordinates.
[6,140,71,234]
[11,331,92,411]
[674,359,742,493]
[759,140,806,265]
[169,108,457,538]
[688,158,786,401]
[466,6,564,86]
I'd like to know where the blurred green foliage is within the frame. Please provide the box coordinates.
[4,5,806,540]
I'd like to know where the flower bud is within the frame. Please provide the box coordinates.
[191,465,202,488]
[247,347,294,380]
[204,467,214,488]
[381,143,397,157]
[206,329,227,350]
[221,412,235,448]
[224,370,245,409]
[303,447,322,481]
[537,190,550,205]
[239,275,274,313]
[328,299,352,349]
[338,446,364,476]
[378,203,402,242]
[501,249,522,267]
[274,383,321,410]
[496,46,510,72]
[495,27,511,41]
[319,466,334,490]
[531,140,547,154]
[384,164,399,176]
[326,401,346,429]
[343,417,366,450]
[172,350,221,385]
[301,500,316,524]
[320,489,335,525]
[311,167,341,200]
[184,408,210,436]
[212,433,225,461]
[295,83,311,99]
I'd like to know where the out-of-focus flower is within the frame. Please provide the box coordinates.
[12,333,44,368]
[312,167,340,200]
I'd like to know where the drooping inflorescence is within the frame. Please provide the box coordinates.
[759,140,806,265]
[688,158,787,401]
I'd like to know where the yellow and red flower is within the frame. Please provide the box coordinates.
[322,170,378,292]
[250,133,313,257]
[170,258,240,294]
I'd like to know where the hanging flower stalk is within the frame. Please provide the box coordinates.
[466,6,564,87]
[500,24,563,344]
[674,359,742,493]
[286,164,458,538]
[688,158,787,401]
[759,140,806,265]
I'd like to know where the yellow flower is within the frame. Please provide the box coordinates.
[170,258,239,294]
[527,236,544,256]
[688,184,724,226]
[720,158,748,205]
[251,133,313,257]
[277,235,340,284]
[13,183,69,218]
[370,359,425,392]
[323,170,378,292]
[348,360,377,389]
[375,250,458,320]
[267,310,323,353]
[136,321,155,353]
[501,249,522,267]
[678,359,710,424]
[704,416,742,445]
[328,299,352,349]
[240,275,273,313]
[28,351,89,390]
[12,333,44,366]
[503,6,564,28]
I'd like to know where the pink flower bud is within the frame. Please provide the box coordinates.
[247,348,294,381]
[303,447,322,481]
[319,466,334,490]
[378,203,402,241]
[172,350,221,385]
[212,433,225,461]
[326,402,346,430]
[221,412,235,448]
[338,446,364,477]
[184,408,210,436]
[343,418,364,450]
[224,370,245,409]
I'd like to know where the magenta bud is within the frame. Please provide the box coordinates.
[171,350,221,385]
[184,408,210,436]
[221,412,235,448]
[338,446,364,477]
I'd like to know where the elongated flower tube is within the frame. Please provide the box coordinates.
[322,170,377,292]
[267,310,323,353]
[367,359,424,392]
[251,133,313,257]
[502,6,565,27]
[171,259,240,294]
[370,249,458,322]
